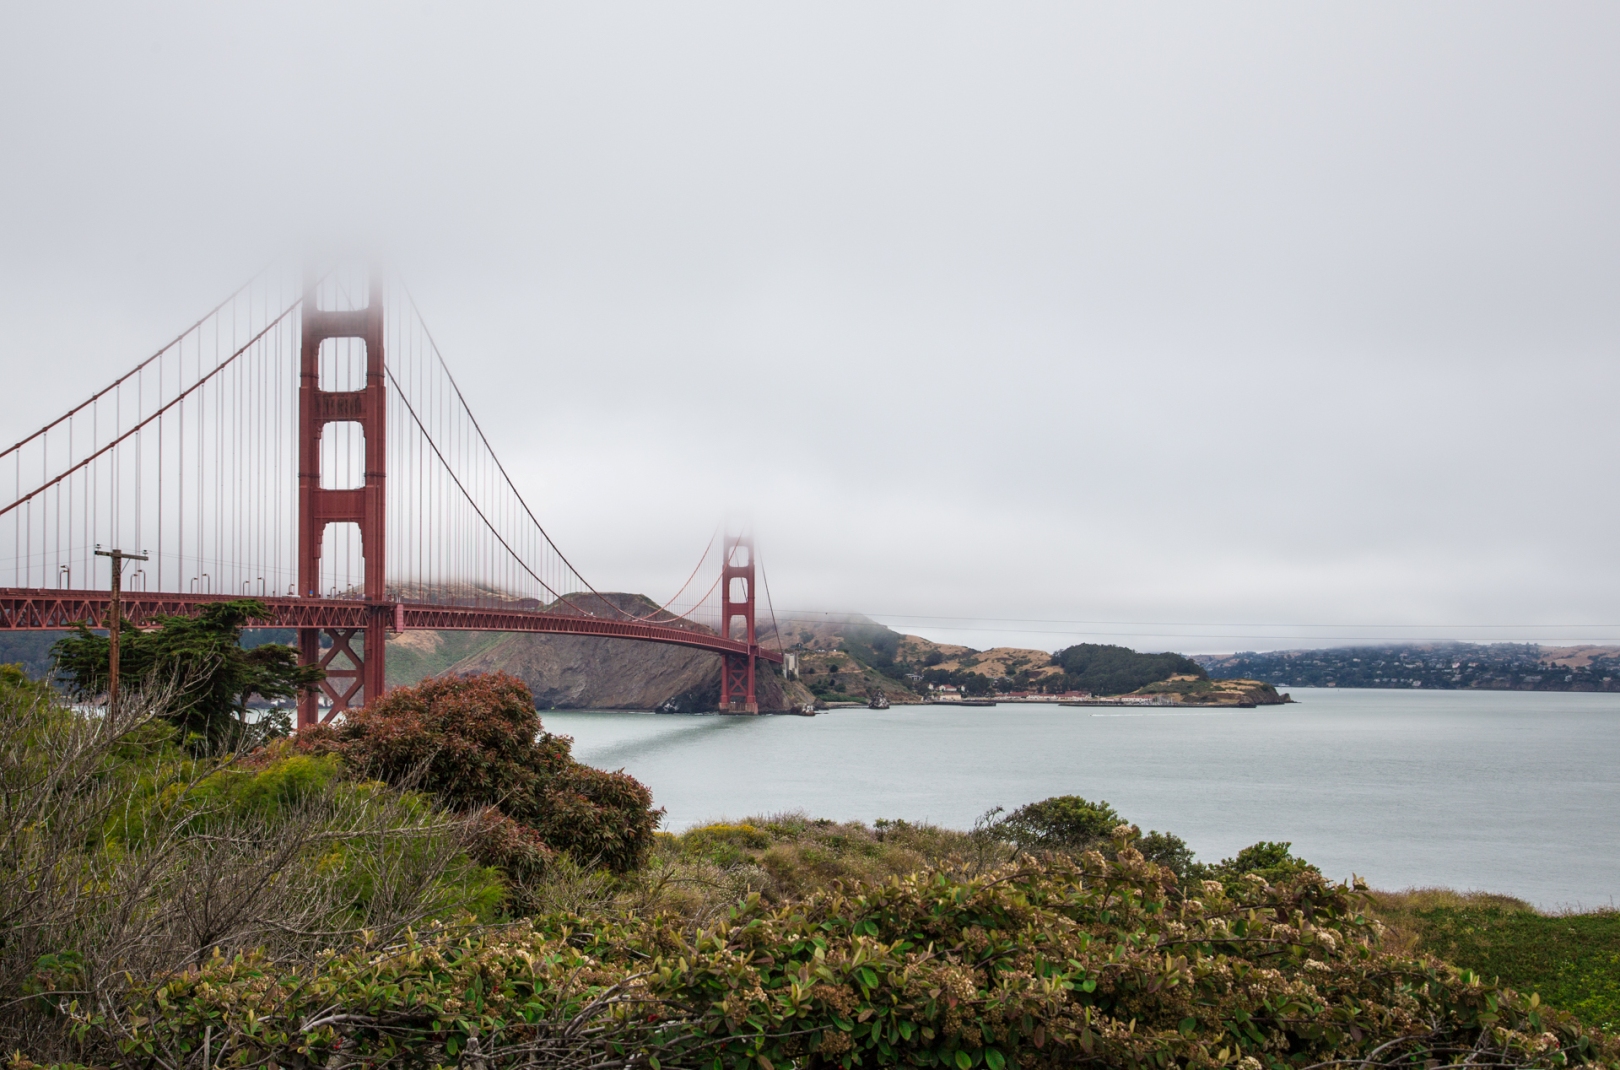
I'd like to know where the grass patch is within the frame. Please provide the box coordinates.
[669,813,982,895]
[619,813,1000,924]
[1372,888,1620,1031]
[382,629,504,687]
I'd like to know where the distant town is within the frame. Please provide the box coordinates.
[1195,642,1620,692]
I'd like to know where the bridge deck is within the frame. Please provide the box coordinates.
[0,588,781,664]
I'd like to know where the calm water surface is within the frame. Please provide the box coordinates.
[543,688,1620,910]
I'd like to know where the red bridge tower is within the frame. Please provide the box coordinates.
[719,532,759,713]
[297,276,388,728]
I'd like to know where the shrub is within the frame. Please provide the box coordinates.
[0,677,500,1062]
[303,672,660,874]
[1000,798,1311,893]
[1194,839,1318,890]
[680,821,774,865]
[466,809,559,913]
[1137,828,1197,881]
[621,814,985,921]
[102,832,1620,1070]
[1001,793,1123,851]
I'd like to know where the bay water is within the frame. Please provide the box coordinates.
[543,687,1620,910]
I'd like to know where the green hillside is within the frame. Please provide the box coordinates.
[1051,642,1208,695]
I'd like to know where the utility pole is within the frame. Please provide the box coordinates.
[94,547,148,715]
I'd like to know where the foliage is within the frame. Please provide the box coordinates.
[1192,841,1318,891]
[6,687,1618,1070]
[1001,794,1123,852]
[468,809,559,884]
[997,798,1206,886]
[1372,891,1620,1032]
[301,672,661,874]
[1051,642,1208,696]
[51,599,322,750]
[808,684,868,704]
[0,660,55,707]
[95,832,1619,1070]
[572,816,1000,933]
[0,674,500,1062]
[1138,828,1198,881]
[665,815,985,907]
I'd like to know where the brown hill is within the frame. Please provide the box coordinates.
[923,645,1064,684]
[895,634,975,663]
[1537,645,1620,670]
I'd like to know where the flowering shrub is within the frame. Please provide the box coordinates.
[302,672,660,874]
[101,831,1619,1070]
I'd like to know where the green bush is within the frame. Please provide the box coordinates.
[1192,840,1318,891]
[195,750,345,818]
[1137,828,1197,881]
[1001,794,1123,851]
[998,797,1281,891]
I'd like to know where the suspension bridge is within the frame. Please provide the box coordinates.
[0,267,782,725]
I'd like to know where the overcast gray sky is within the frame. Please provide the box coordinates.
[2,3,1617,653]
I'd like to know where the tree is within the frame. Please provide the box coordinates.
[1001,794,1123,852]
[1196,840,1317,889]
[52,599,321,750]
[1138,829,1197,882]
[962,672,992,696]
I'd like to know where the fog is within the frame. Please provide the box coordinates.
[2,3,1617,654]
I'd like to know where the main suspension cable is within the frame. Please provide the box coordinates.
[0,263,274,463]
[0,296,301,519]
[397,283,721,624]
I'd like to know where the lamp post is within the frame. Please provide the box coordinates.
[94,547,149,715]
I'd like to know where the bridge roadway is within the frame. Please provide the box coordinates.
[0,587,782,664]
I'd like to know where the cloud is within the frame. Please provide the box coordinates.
[2,2,1617,652]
